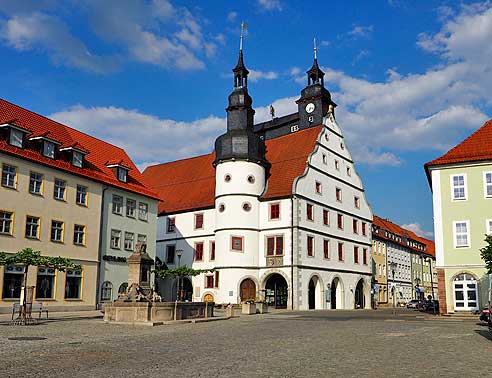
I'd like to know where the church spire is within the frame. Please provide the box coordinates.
[307,36,325,86]
[233,22,249,88]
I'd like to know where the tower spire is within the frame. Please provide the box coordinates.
[307,37,325,87]
[314,36,317,60]
[233,21,249,88]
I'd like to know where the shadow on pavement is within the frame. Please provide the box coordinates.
[0,315,103,326]
[474,329,492,341]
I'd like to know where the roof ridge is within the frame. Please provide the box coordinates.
[145,152,214,170]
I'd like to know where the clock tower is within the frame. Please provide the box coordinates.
[296,39,337,130]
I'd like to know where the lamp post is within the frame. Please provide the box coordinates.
[425,257,436,314]
[174,249,183,321]
[389,261,397,315]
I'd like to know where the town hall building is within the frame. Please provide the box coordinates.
[143,46,373,310]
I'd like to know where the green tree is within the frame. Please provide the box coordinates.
[480,235,492,275]
[0,248,81,324]
[154,266,214,301]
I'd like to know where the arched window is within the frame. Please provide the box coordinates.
[101,281,113,301]
[118,282,128,295]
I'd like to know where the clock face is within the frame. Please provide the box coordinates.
[305,103,315,113]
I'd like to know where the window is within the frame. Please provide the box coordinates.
[72,151,83,168]
[336,188,342,202]
[73,224,85,245]
[2,265,25,299]
[43,141,55,158]
[323,239,330,259]
[485,172,492,198]
[243,202,252,212]
[195,242,204,261]
[362,222,367,236]
[354,196,360,209]
[110,229,121,249]
[205,275,214,289]
[214,271,219,288]
[101,281,113,301]
[167,217,176,233]
[363,249,367,265]
[76,185,87,206]
[315,181,322,194]
[354,246,359,264]
[266,236,284,256]
[54,179,66,201]
[126,199,136,217]
[29,172,43,195]
[247,175,255,184]
[210,241,215,261]
[25,216,40,239]
[117,168,127,183]
[124,232,134,251]
[338,242,344,261]
[112,195,123,214]
[137,234,147,243]
[65,269,82,299]
[307,204,314,221]
[307,236,314,257]
[166,245,176,264]
[0,211,14,235]
[451,174,467,200]
[1,164,17,189]
[487,219,492,235]
[270,203,280,220]
[454,221,470,248]
[337,213,343,229]
[50,220,64,242]
[347,167,351,177]
[9,128,23,148]
[138,202,149,221]
[335,160,340,170]
[194,213,203,229]
[322,154,327,164]
[353,219,358,234]
[323,209,329,226]
[231,236,243,252]
[36,267,55,299]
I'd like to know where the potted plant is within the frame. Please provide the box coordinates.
[255,299,268,314]
[241,298,256,315]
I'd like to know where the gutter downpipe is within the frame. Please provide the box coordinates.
[95,186,108,310]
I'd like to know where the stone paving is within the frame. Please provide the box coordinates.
[0,309,490,378]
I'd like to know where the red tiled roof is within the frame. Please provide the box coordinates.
[143,126,323,214]
[0,98,158,199]
[426,119,492,168]
[373,215,435,257]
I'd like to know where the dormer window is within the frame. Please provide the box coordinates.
[9,128,23,148]
[118,168,127,182]
[43,141,55,158]
[72,151,83,168]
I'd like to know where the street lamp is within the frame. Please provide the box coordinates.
[174,249,183,321]
[425,257,436,314]
[389,261,397,315]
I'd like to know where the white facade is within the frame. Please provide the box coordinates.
[155,115,373,310]
[386,241,413,303]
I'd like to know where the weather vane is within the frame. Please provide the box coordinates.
[240,21,248,51]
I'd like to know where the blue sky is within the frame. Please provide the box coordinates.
[1,0,492,239]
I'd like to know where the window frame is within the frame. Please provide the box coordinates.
[112,195,123,215]
[29,171,44,196]
[53,178,67,201]
[338,242,344,262]
[124,231,135,251]
[269,203,281,220]
[50,219,65,243]
[126,198,136,218]
[486,219,492,235]
[25,215,40,240]
[353,219,359,234]
[450,173,467,201]
[306,203,314,221]
[110,229,122,249]
[354,246,359,264]
[307,235,314,257]
[9,128,24,148]
[337,213,344,230]
[323,239,330,260]
[194,242,204,261]
[205,274,214,289]
[0,210,14,236]
[166,244,176,264]
[138,202,148,221]
[210,241,215,261]
[231,236,244,252]
[315,181,322,195]
[323,209,330,226]
[336,187,342,202]
[453,220,470,248]
[167,217,176,233]
[354,196,360,209]
[43,141,55,159]
[194,213,204,230]
[1,163,17,189]
[73,224,86,246]
[484,171,492,198]
[266,235,284,256]
[76,185,88,207]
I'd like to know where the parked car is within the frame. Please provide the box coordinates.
[406,300,422,309]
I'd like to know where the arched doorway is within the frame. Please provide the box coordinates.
[181,277,193,301]
[240,279,256,302]
[354,279,364,309]
[331,277,343,309]
[309,279,316,309]
[453,273,479,311]
[265,273,288,309]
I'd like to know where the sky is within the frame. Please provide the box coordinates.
[1,0,492,239]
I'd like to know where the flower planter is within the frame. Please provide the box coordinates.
[256,303,268,314]
[242,303,256,315]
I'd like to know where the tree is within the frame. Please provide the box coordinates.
[480,235,492,274]
[154,266,214,301]
[0,248,81,325]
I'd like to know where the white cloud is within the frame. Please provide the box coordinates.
[227,11,237,22]
[0,12,118,73]
[347,25,374,39]
[257,0,282,11]
[320,40,331,47]
[249,69,278,82]
[401,223,434,239]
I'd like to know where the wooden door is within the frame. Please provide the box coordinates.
[240,279,256,301]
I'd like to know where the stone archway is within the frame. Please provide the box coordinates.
[181,277,193,301]
[330,276,344,309]
[354,279,364,309]
[308,275,322,310]
[264,273,288,309]
[240,278,257,302]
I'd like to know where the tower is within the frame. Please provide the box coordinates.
[296,38,337,129]
[212,24,269,304]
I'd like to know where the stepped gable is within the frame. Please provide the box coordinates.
[0,98,158,199]
[143,125,323,215]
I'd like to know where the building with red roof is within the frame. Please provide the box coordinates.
[143,48,373,310]
[425,118,492,314]
[371,216,437,307]
[0,99,158,313]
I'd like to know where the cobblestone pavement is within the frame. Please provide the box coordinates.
[0,309,490,378]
